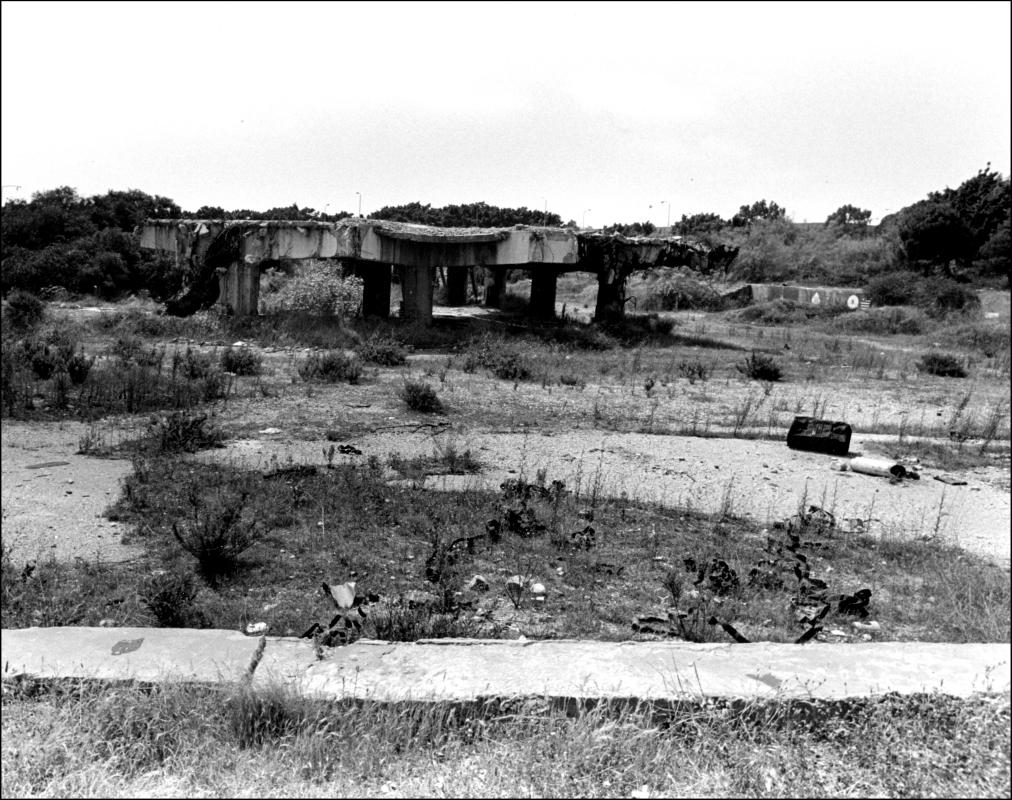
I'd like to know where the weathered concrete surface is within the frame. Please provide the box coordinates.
[4,629,1008,704]
[295,640,1010,702]
[1,627,263,683]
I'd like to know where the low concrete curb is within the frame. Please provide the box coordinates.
[3,628,1009,703]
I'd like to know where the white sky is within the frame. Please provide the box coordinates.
[2,1,1009,226]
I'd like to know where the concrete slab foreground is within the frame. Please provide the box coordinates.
[3,628,1008,704]
[1,627,263,684]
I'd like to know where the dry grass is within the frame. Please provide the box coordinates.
[2,680,1008,798]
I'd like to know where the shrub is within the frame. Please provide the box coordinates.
[297,351,363,383]
[738,351,783,382]
[220,346,263,376]
[140,570,206,627]
[3,290,45,331]
[152,411,225,453]
[66,353,95,384]
[400,379,443,413]
[462,334,532,381]
[258,261,363,317]
[356,337,408,366]
[172,493,262,584]
[865,271,921,306]
[917,352,967,378]
[678,360,712,383]
[174,347,214,380]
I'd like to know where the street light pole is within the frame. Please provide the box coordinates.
[355,192,362,217]
[660,200,670,228]
[542,197,547,226]
[583,208,591,227]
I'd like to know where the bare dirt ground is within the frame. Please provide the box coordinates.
[3,417,1008,569]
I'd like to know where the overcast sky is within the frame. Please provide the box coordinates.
[2,1,1009,226]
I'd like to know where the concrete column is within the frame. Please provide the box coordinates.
[218,260,260,316]
[398,264,434,324]
[446,266,468,306]
[529,269,558,320]
[360,264,392,318]
[484,267,507,308]
[594,266,626,323]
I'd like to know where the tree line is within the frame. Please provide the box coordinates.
[1,167,1008,302]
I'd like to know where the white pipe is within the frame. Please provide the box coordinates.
[849,456,906,478]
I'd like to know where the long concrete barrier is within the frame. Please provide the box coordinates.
[3,628,1008,703]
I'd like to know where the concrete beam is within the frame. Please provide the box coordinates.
[4,629,1009,705]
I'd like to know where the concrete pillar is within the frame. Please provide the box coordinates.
[594,266,626,323]
[484,267,507,308]
[361,264,392,318]
[398,264,434,324]
[218,260,260,316]
[530,269,558,320]
[446,266,468,306]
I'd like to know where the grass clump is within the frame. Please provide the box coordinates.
[356,336,408,366]
[171,488,263,586]
[220,346,263,376]
[297,351,363,384]
[139,569,207,628]
[827,306,929,335]
[399,379,443,413]
[738,351,783,382]
[917,352,967,378]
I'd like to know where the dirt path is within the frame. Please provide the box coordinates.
[1,421,141,566]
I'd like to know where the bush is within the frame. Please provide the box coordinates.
[3,290,45,331]
[258,261,363,317]
[152,411,225,453]
[140,570,207,627]
[917,352,967,378]
[172,494,262,584]
[865,271,921,307]
[297,351,363,383]
[220,346,263,376]
[678,360,712,383]
[356,337,408,366]
[66,353,95,384]
[462,334,532,381]
[400,379,443,413]
[738,351,783,382]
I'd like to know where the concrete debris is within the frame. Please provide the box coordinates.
[245,622,269,635]
[530,582,547,597]
[258,428,283,435]
[852,620,881,632]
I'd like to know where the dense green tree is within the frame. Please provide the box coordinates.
[897,199,974,275]
[824,204,872,235]
[731,199,786,227]
[601,221,657,236]
[369,201,561,228]
[675,212,726,235]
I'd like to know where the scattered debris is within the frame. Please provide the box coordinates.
[850,456,918,480]
[25,461,70,470]
[258,427,282,435]
[245,622,268,635]
[934,474,968,486]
